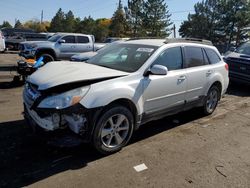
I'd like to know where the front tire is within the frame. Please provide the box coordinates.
[37,53,54,63]
[203,85,220,115]
[93,105,134,155]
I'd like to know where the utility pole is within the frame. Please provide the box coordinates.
[41,10,43,24]
[173,24,176,38]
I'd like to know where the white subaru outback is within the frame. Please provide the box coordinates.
[23,39,229,154]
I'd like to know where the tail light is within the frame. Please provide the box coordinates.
[225,63,229,71]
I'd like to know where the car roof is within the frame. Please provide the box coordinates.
[124,39,166,47]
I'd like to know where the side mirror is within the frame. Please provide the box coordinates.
[58,39,65,44]
[145,65,168,76]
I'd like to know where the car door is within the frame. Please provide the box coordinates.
[57,35,77,59]
[143,46,187,115]
[75,36,93,53]
[183,46,211,103]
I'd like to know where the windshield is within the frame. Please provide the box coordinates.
[48,34,61,42]
[87,43,158,72]
[235,42,250,55]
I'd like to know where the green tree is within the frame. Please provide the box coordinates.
[0,21,12,28]
[143,0,172,37]
[109,0,128,37]
[125,0,144,37]
[94,18,111,41]
[64,10,75,32]
[179,0,250,47]
[49,8,65,32]
[14,20,23,29]
[23,19,49,32]
[75,16,96,34]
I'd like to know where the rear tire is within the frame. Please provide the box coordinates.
[203,85,220,115]
[92,105,134,155]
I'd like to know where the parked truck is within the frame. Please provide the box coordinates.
[19,33,105,63]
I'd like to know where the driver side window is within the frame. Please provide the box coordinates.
[153,47,183,71]
[61,35,75,43]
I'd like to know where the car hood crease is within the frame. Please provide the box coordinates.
[27,61,129,90]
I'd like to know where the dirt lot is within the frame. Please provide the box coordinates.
[0,53,250,188]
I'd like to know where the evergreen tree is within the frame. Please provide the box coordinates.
[143,0,172,37]
[49,8,65,32]
[125,0,144,37]
[64,10,75,32]
[14,20,23,29]
[0,21,12,28]
[109,0,127,37]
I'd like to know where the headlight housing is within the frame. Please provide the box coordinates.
[38,86,90,109]
[26,44,37,49]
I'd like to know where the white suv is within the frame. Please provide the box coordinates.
[23,39,229,154]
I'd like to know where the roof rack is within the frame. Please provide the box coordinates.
[128,37,165,41]
[164,38,213,46]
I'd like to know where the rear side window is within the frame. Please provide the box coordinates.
[205,48,221,64]
[184,46,204,68]
[77,36,89,43]
[153,47,183,71]
[62,36,75,43]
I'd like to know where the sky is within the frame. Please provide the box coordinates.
[0,0,201,36]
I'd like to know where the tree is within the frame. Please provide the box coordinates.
[179,0,220,41]
[94,18,111,41]
[109,0,128,37]
[14,20,23,29]
[49,8,65,32]
[23,19,49,32]
[64,10,75,32]
[0,21,12,28]
[179,0,250,48]
[125,0,144,37]
[143,0,172,37]
[75,16,96,34]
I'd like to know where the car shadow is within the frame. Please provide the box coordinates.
[0,80,24,89]
[226,82,250,97]
[0,108,204,187]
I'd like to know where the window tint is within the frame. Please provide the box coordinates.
[153,47,183,71]
[205,48,221,64]
[202,49,210,65]
[184,46,204,68]
[62,36,75,43]
[77,36,89,43]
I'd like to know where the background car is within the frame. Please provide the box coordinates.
[223,41,250,84]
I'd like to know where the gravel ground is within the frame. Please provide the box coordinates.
[0,53,249,188]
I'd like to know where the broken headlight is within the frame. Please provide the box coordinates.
[38,86,90,109]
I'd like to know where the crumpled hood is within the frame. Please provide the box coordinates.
[27,61,129,90]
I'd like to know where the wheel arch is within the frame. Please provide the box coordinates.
[35,48,56,60]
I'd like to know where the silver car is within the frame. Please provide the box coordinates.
[23,38,229,154]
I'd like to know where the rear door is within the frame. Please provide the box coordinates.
[75,36,93,53]
[57,35,77,59]
[183,46,212,103]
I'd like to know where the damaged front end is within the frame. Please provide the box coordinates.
[23,82,97,142]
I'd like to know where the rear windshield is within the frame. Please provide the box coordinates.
[87,43,158,72]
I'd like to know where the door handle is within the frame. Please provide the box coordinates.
[206,70,213,77]
[177,75,186,83]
